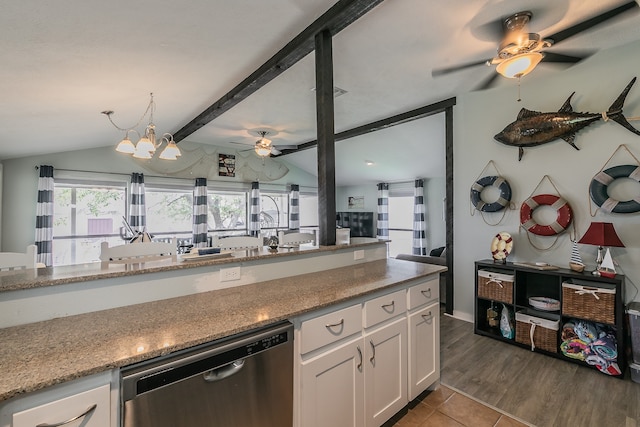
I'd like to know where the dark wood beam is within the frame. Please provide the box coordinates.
[444,105,454,315]
[172,0,385,143]
[315,30,336,246]
[276,97,457,155]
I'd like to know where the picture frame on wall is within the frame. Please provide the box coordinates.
[219,154,236,177]
[348,196,364,209]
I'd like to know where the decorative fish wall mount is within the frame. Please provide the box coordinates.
[494,78,640,161]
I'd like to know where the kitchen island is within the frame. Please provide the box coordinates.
[0,240,445,403]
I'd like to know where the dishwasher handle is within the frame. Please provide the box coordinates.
[203,359,245,382]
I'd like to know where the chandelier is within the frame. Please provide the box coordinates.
[102,93,182,160]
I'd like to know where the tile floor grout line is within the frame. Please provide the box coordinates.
[440,381,537,427]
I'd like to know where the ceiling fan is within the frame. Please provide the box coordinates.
[432,2,639,90]
[230,130,297,157]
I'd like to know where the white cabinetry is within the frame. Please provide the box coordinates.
[300,337,365,427]
[294,275,440,427]
[0,371,116,427]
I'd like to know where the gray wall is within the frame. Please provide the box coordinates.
[453,40,640,320]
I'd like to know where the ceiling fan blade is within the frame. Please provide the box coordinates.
[270,147,281,155]
[545,1,638,45]
[472,72,501,91]
[541,51,588,64]
[273,144,298,150]
[432,58,491,77]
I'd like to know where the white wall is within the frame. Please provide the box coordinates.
[453,40,640,319]
[1,142,317,252]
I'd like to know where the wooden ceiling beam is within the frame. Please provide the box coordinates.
[172,0,385,143]
[276,97,457,155]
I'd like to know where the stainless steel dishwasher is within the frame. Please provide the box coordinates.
[121,321,293,427]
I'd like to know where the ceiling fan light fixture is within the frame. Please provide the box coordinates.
[496,52,543,79]
[255,143,272,157]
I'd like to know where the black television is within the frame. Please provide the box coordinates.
[336,211,374,237]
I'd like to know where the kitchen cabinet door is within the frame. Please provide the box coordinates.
[364,317,407,427]
[408,302,440,400]
[12,383,110,427]
[300,337,365,427]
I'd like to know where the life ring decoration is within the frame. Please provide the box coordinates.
[470,175,512,212]
[589,164,640,213]
[490,232,513,261]
[520,194,573,236]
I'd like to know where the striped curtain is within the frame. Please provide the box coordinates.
[289,184,300,230]
[249,181,261,237]
[412,179,427,255]
[35,165,54,266]
[192,178,208,248]
[129,173,146,232]
[376,183,389,239]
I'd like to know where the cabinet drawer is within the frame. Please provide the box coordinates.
[300,304,362,354]
[13,383,110,427]
[407,278,439,310]
[364,290,407,328]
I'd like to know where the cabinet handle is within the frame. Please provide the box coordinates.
[325,318,344,329]
[421,311,433,322]
[381,300,395,310]
[421,288,432,298]
[356,345,363,371]
[36,404,97,427]
[369,340,376,364]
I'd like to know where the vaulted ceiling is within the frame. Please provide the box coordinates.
[3,0,640,185]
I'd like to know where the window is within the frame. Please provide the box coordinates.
[54,182,127,266]
[259,192,289,236]
[387,195,414,257]
[208,191,247,233]
[299,194,319,229]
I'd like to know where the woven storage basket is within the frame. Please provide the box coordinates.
[562,282,615,324]
[515,312,559,353]
[477,270,514,303]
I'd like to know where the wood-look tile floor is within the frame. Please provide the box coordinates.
[393,384,530,427]
[434,312,640,427]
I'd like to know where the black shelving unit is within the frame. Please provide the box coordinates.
[474,259,627,378]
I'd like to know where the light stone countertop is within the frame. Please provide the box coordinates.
[0,242,376,293]
[0,257,445,402]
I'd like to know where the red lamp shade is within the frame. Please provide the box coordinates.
[577,222,625,247]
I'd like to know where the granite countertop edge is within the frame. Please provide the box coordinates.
[0,258,446,402]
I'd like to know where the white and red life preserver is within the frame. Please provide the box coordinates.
[490,232,513,261]
[520,194,573,236]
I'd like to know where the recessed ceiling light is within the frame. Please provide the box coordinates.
[365,160,375,166]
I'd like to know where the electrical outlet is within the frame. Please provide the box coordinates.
[354,250,365,260]
[220,266,241,282]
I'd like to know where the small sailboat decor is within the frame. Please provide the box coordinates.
[598,248,617,278]
[569,240,585,272]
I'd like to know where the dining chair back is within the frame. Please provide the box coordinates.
[99,238,177,263]
[278,230,316,246]
[211,235,262,250]
[0,245,37,270]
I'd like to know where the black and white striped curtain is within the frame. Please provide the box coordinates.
[249,181,261,237]
[376,183,389,239]
[412,179,427,255]
[129,173,146,232]
[192,178,208,248]
[35,165,54,266]
[289,184,299,230]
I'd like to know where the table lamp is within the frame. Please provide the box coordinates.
[577,222,625,270]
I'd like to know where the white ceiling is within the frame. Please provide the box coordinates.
[2,0,640,185]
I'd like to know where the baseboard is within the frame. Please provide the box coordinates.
[447,310,473,323]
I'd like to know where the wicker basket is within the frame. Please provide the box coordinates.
[562,282,616,324]
[477,270,514,303]
[516,312,559,353]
